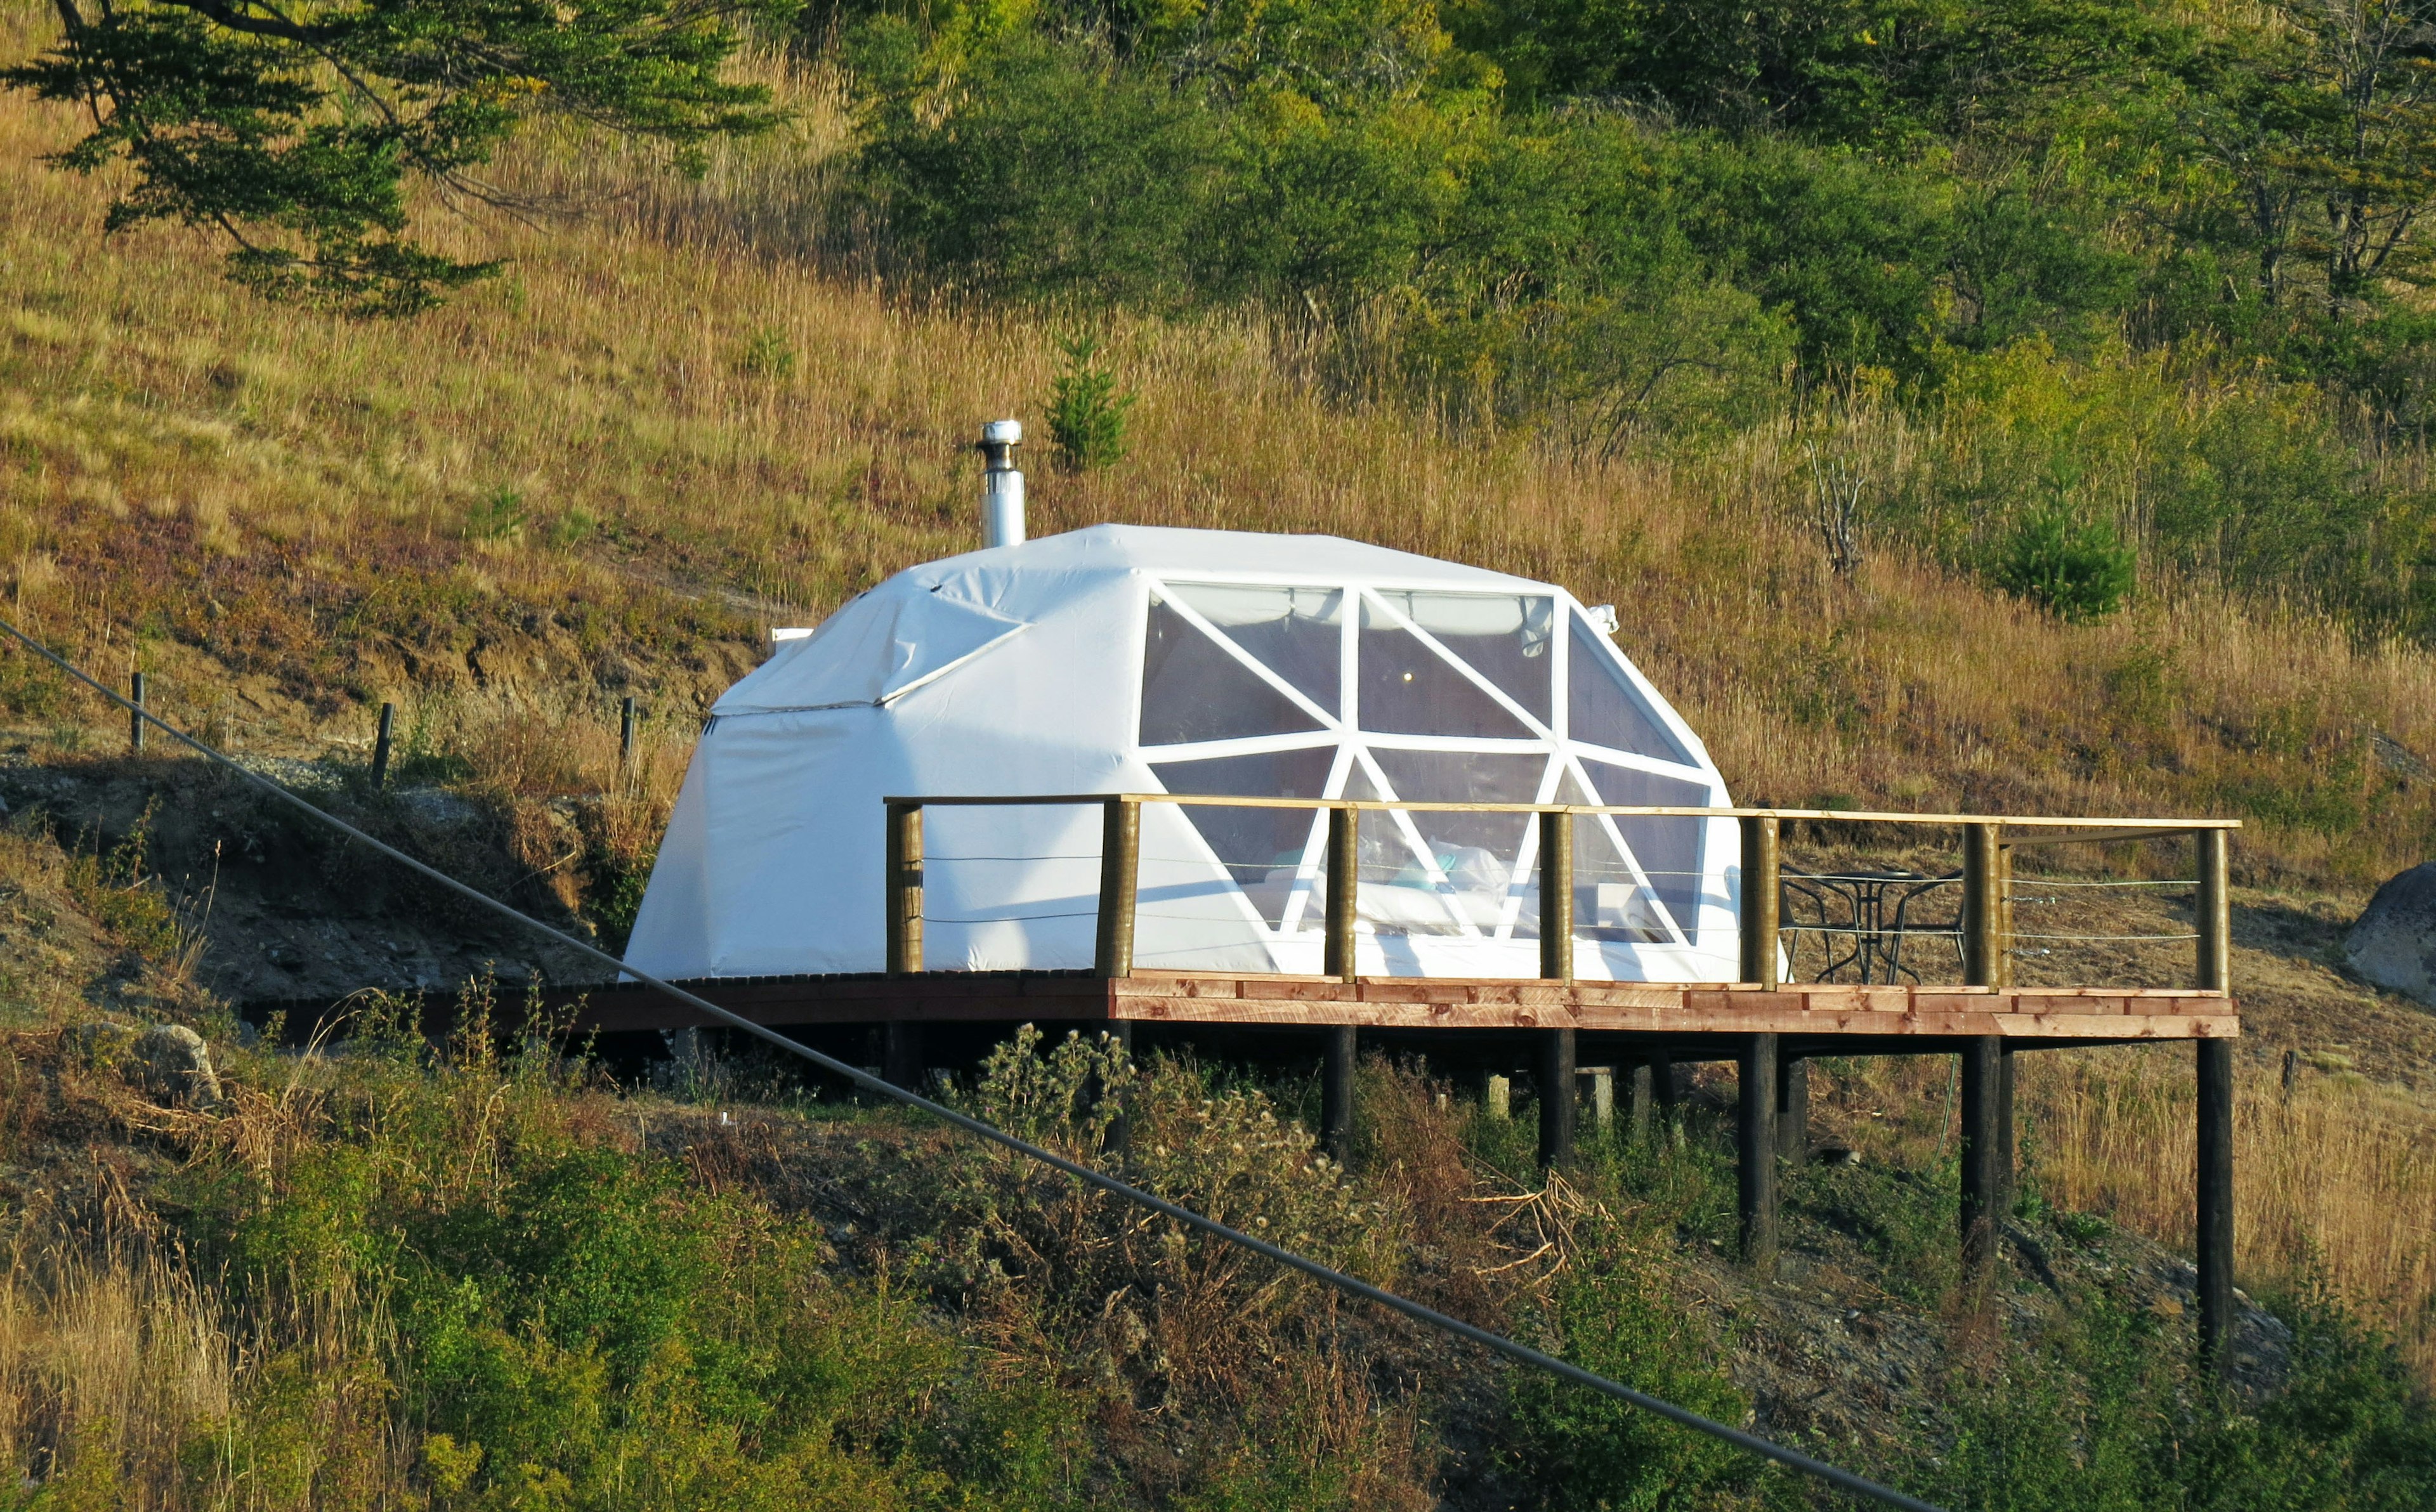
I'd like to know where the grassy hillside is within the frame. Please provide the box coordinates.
[3,0,2436,1501]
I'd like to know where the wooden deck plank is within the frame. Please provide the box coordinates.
[559,971,2236,1040]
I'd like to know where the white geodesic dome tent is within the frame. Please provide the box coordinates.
[624,525,1745,982]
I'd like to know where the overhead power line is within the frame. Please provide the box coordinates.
[4,620,1941,1512]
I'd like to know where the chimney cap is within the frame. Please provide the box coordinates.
[982,419,1023,445]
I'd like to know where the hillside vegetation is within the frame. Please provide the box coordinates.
[4,0,2436,1503]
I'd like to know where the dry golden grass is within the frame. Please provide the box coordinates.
[4,0,2436,1406]
[0,6,2430,892]
[2026,1051,2436,1381]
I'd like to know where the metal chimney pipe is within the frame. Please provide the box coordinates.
[979,419,1025,548]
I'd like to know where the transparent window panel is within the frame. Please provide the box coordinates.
[1358,598,1531,738]
[1373,590,1554,725]
[1569,619,1693,764]
[1149,746,1335,927]
[1367,748,1545,932]
[1579,759,1711,937]
[1141,594,1325,746]
[1168,583,1342,716]
[1574,815,1674,944]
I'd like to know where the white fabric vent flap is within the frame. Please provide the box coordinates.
[715,586,1029,714]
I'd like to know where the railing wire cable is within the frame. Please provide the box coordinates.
[5,621,1940,1512]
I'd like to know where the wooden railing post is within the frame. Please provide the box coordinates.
[1737,814,1779,988]
[129,671,146,755]
[1540,808,1575,981]
[886,801,924,976]
[1963,823,2003,986]
[2194,824,2235,1376]
[1960,821,2012,1293]
[2196,828,2229,992]
[1325,805,1359,983]
[1096,797,1140,978]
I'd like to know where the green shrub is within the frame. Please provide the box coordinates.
[1990,506,2136,622]
[1502,1203,1760,1509]
[1047,334,1137,472]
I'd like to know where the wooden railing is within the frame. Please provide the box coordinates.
[882,796,2238,992]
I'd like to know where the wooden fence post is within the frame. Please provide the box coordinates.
[371,701,395,788]
[2196,828,2230,993]
[886,802,924,977]
[128,671,145,754]
[620,696,638,769]
[1540,809,1574,981]
[1960,822,2012,1291]
[1738,814,1779,989]
[1326,805,1359,983]
[1096,798,1140,979]
[2195,826,2235,1375]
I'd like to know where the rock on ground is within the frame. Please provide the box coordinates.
[133,1024,223,1111]
[2346,863,2436,1005]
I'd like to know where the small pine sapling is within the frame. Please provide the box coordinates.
[1047,334,1137,473]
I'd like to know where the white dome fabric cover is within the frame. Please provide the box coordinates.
[624,525,1745,982]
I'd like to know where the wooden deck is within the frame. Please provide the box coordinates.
[566,970,2236,1045]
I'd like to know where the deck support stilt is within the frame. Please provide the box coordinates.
[1625,1059,1654,1147]
[883,1021,924,1093]
[1738,1033,1779,1270]
[1321,1025,1358,1164]
[2197,1037,2236,1374]
[1653,1051,1678,1144]
[1538,1029,1577,1170]
[1960,1036,2005,1286]
[1997,1043,2017,1213]
[1776,1055,1809,1160]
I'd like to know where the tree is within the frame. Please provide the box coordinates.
[4,0,794,315]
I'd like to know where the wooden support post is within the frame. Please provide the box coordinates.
[886,802,924,976]
[1322,1026,1358,1164]
[1096,798,1141,978]
[1963,823,2005,986]
[1585,1066,1614,1133]
[1776,1055,1809,1160]
[882,1021,924,1092]
[1101,1021,1137,1155]
[1325,805,1359,983]
[1998,1043,2017,1213]
[2197,1037,2236,1374]
[2194,828,2234,1366]
[620,696,638,768]
[128,671,146,754]
[1539,1027,1577,1170]
[1653,1050,1678,1144]
[1960,1036,2003,1287]
[1484,1072,1510,1121]
[371,701,395,789]
[1961,822,2012,1285]
[1739,1034,1779,1269]
[1738,816,1781,988]
[1540,809,1575,981]
[2196,829,2230,993]
[1625,1059,1654,1147]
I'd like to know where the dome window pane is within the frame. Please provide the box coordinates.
[1358,597,1532,738]
[1375,590,1553,724]
[1149,747,1336,927]
[1574,816,1676,944]
[1369,748,1549,935]
[1141,594,1325,746]
[1168,583,1342,715]
[1569,619,1691,764]
[1580,759,1712,940]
